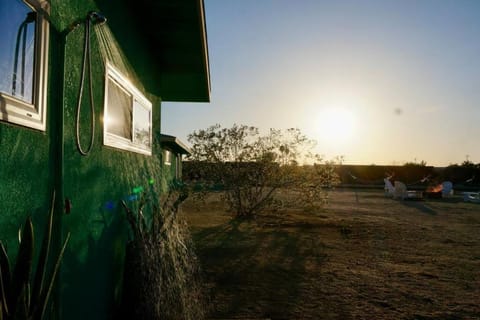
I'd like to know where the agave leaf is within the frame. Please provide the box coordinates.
[0,242,11,303]
[21,283,30,318]
[30,192,55,314]
[0,243,10,282]
[9,217,34,316]
[0,265,8,317]
[35,232,70,320]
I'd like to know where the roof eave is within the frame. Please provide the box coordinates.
[95,0,211,102]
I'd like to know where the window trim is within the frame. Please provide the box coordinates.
[0,0,49,131]
[103,62,152,156]
[164,149,172,166]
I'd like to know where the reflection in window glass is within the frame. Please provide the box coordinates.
[133,99,151,148]
[104,63,152,155]
[0,0,35,104]
[164,150,172,165]
[106,79,132,140]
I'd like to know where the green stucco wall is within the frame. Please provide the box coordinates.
[161,150,182,189]
[0,122,52,257]
[0,1,180,319]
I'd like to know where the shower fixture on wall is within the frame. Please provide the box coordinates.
[72,11,107,156]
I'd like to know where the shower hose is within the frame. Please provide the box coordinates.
[75,15,95,156]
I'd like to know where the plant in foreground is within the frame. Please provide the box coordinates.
[0,192,70,320]
[120,189,207,320]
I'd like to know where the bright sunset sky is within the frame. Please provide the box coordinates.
[162,0,480,167]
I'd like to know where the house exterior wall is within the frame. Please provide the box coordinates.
[0,1,182,319]
[0,116,52,257]
[161,149,184,189]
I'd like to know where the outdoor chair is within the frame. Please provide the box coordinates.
[394,181,424,200]
[384,178,395,197]
[394,181,407,199]
[463,191,480,203]
[424,181,454,198]
[441,181,454,198]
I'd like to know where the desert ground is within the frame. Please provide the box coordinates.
[180,189,480,320]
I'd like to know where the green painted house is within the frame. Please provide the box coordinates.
[0,0,209,318]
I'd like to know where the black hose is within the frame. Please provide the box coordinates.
[75,17,95,156]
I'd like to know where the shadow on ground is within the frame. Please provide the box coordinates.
[193,218,327,319]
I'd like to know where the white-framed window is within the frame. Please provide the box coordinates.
[164,149,172,165]
[0,0,49,131]
[103,62,152,155]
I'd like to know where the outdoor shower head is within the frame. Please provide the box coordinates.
[63,11,107,36]
[88,11,107,25]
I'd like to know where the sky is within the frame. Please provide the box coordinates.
[162,0,480,167]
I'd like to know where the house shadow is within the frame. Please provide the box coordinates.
[61,204,127,320]
[192,217,327,319]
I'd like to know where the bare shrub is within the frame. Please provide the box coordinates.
[186,124,342,218]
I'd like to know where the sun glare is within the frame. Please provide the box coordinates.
[317,107,356,144]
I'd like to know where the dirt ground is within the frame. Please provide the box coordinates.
[180,189,480,320]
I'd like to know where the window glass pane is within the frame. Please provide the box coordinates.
[0,0,35,104]
[164,150,171,164]
[104,63,152,155]
[106,79,132,140]
[133,99,151,148]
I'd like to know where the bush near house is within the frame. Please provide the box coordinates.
[185,124,342,218]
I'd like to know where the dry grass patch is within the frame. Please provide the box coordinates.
[180,189,480,320]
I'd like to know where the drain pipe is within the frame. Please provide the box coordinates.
[48,23,67,320]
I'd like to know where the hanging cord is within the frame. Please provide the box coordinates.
[75,16,95,156]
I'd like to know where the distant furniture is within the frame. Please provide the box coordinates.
[424,181,454,198]
[441,181,454,198]
[394,181,407,199]
[463,191,480,203]
[385,178,424,200]
[384,178,395,197]
[393,181,424,200]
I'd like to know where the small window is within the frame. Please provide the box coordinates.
[0,0,49,131]
[164,150,172,165]
[104,63,152,155]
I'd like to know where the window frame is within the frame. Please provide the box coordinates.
[103,62,153,156]
[0,0,50,131]
[164,149,172,166]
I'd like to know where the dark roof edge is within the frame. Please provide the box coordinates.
[160,134,192,155]
[198,0,211,100]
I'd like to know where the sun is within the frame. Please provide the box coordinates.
[317,107,356,144]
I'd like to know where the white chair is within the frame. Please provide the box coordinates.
[394,181,408,199]
[384,178,395,197]
[393,181,424,200]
